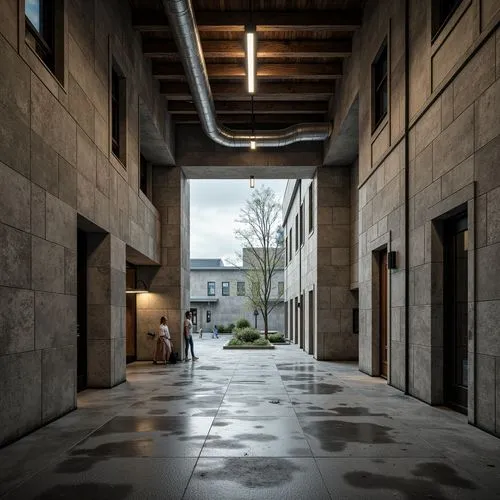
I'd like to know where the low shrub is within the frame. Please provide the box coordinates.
[253,337,270,346]
[268,333,285,343]
[228,323,235,333]
[228,338,243,346]
[235,327,261,343]
[236,318,251,329]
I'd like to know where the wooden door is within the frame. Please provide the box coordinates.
[379,250,388,378]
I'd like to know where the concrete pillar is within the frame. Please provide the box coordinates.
[86,233,126,387]
[136,166,190,360]
[316,166,358,360]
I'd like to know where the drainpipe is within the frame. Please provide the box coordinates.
[404,0,410,395]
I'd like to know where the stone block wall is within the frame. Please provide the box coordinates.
[0,0,163,446]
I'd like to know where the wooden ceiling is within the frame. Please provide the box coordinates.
[132,0,364,127]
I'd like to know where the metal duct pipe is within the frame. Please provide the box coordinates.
[163,0,332,148]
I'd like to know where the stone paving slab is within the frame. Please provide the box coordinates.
[0,339,499,499]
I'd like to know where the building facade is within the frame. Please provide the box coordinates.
[190,258,285,333]
[283,0,500,437]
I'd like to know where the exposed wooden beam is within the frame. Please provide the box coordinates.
[160,81,334,101]
[173,113,327,124]
[143,38,352,59]
[132,9,362,32]
[168,101,328,114]
[152,62,342,80]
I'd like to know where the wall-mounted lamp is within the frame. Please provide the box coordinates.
[126,279,149,294]
[250,140,256,150]
[249,175,255,188]
[246,26,256,94]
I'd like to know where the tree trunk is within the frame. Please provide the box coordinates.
[264,314,269,338]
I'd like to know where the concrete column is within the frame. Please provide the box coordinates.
[316,166,358,360]
[86,233,126,387]
[136,166,190,360]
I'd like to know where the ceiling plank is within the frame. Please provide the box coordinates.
[152,62,342,79]
[143,39,352,59]
[132,9,362,32]
[168,100,328,114]
[160,81,334,100]
[173,113,327,124]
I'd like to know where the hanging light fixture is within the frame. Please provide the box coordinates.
[246,25,256,94]
[126,279,149,294]
[250,175,255,188]
[250,96,256,150]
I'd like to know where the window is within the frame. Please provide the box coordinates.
[432,0,462,40]
[278,281,284,296]
[372,40,388,131]
[237,281,245,296]
[308,184,313,233]
[295,214,299,251]
[111,63,126,164]
[289,228,293,261]
[285,236,288,265]
[140,154,148,196]
[25,0,56,72]
[222,281,230,296]
[207,281,215,296]
[300,204,304,246]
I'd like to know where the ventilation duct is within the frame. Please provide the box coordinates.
[162,0,332,148]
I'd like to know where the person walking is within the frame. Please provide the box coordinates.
[153,316,172,364]
[184,310,198,361]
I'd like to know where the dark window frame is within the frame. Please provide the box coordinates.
[237,281,245,296]
[278,281,284,297]
[222,281,230,296]
[25,0,55,72]
[111,61,127,166]
[300,203,304,246]
[285,236,288,265]
[289,228,293,261]
[308,184,314,234]
[295,214,299,251]
[372,40,388,132]
[207,281,216,296]
[432,0,463,41]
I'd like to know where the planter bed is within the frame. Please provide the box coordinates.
[223,344,275,350]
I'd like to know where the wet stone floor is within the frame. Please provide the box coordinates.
[1,339,499,499]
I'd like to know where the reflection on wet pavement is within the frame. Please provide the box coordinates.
[0,339,498,500]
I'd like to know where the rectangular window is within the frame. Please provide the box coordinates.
[25,0,56,72]
[432,0,462,40]
[237,281,245,296]
[278,281,284,296]
[285,236,288,265]
[289,228,293,261]
[111,63,126,165]
[207,281,215,296]
[190,308,198,326]
[300,204,304,246]
[140,154,148,196]
[222,281,230,296]
[308,184,313,233]
[295,214,299,251]
[372,40,388,131]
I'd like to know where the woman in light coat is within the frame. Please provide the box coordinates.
[153,316,172,364]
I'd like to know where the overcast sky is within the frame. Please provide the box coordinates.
[190,179,288,264]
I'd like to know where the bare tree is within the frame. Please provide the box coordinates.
[234,186,285,337]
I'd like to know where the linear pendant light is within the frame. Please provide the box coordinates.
[246,28,256,94]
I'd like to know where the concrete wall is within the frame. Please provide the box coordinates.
[283,174,358,360]
[0,0,163,446]
[354,0,500,434]
[190,268,285,332]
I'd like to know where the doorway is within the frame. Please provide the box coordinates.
[379,249,388,378]
[126,265,137,364]
[300,293,305,349]
[308,289,314,354]
[443,214,468,413]
[77,230,87,392]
